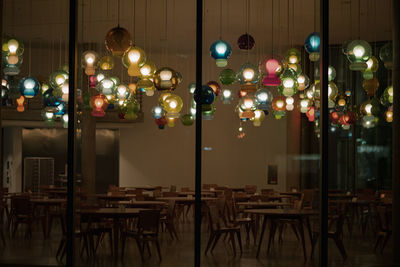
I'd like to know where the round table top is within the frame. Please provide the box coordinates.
[115,200,167,207]
[236,201,292,208]
[244,208,318,217]
[91,194,136,199]
[78,208,149,217]
[156,197,218,203]
[30,198,66,204]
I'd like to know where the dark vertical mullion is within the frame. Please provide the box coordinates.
[392,0,400,264]
[66,0,77,265]
[194,0,203,266]
[319,0,329,266]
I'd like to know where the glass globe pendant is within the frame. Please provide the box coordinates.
[237,33,255,50]
[122,46,147,76]
[18,77,40,98]
[362,77,379,97]
[2,37,24,65]
[297,74,310,91]
[221,88,233,104]
[237,62,260,92]
[346,40,372,71]
[209,40,232,67]
[219,68,236,85]
[278,68,298,97]
[98,55,114,71]
[255,86,273,111]
[181,114,195,126]
[304,32,320,61]
[81,50,99,75]
[285,48,301,64]
[379,42,392,70]
[153,67,179,91]
[363,56,379,80]
[252,109,265,127]
[90,93,108,117]
[105,26,132,57]
[262,58,282,86]
[206,81,221,96]
[163,94,183,118]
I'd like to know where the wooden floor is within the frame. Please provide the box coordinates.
[0,218,394,267]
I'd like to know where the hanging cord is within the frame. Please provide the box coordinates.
[28,0,32,76]
[291,0,294,47]
[117,0,120,27]
[358,0,361,39]
[314,0,316,31]
[144,0,148,51]
[271,0,274,56]
[133,0,136,43]
[246,0,250,60]
[219,0,223,39]
[374,0,377,54]
[163,0,168,65]
[287,0,290,48]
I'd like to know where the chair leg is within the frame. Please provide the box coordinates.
[205,233,215,254]
[374,235,383,252]
[267,221,277,253]
[211,233,222,253]
[155,240,162,261]
[56,238,65,258]
[229,232,236,257]
[109,232,114,256]
[236,230,243,256]
[381,232,392,253]
[310,233,319,259]
[12,222,19,237]
[333,236,347,260]
[290,223,300,241]
[135,237,145,261]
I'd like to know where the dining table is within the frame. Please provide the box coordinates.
[156,196,218,204]
[177,191,218,197]
[113,200,167,208]
[78,208,149,259]
[30,198,66,238]
[236,201,292,209]
[244,208,318,261]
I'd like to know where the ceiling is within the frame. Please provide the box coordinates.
[2,0,393,57]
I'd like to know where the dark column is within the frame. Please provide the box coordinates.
[66,0,77,265]
[194,0,203,266]
[0,0,3,187]
[319,0,329,266]
[392,0,400,264]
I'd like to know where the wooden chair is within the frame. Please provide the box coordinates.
[160,200,179,240]
[121,210,162,261]
[261,189,274,196]
[374,205,392,253]
[162,192,179,197]
[170,185,177,192]
[311,206,347,260]
[0,201,6,246]
[302,189,315,209]
[10,196,40,238]
[245,185,257,194]
[204,204,242,256]
[225,197,256,245]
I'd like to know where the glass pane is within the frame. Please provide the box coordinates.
[74,0,197,265]
[328,0,393,265]
[0,0,69,265]
[201,0,321,265]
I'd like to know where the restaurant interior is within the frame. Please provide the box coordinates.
[0,0,397,266]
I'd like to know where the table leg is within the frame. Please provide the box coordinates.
[298,217,307,261]
[113,218,119,259]
[305,216,312,244]
[256,215,267,258]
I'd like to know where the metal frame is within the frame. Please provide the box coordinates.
[194,0,203,266]
[66,0,77,265]
[319,0,329,265]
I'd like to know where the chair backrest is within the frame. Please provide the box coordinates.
[144,195,155,201]
[224,189,233,198]
[138,210,160,233]
[303,189,314,209]
[163,192,179,197]
[11,196,32,216]
[245,185,257,194]
[208,205,222,231]
[261,189,274,196]
[181,187,190,192]
[108,185,119,192]
[153,188,162,198]
[170,185,177,192]
[135,195,145,201]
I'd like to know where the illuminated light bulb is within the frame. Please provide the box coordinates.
[286,104,294,111]
[353,45,365,58]
[140,65,151,76]
[85,54,95,65]
[62,83,69,94]
[223,89,231,98]
[283,78,294,88]
[244,98,254,109]
[56,75,66,86]
[16,95,25,112]
[364,103,372,114]
[190,107,196,116]
[243,68,255,80]
[188,83,196,94]
[128,50,140,63]
[276,100,284,109]
[239,126,243,132]
[254,109,262,119]
[63,114,68,122]
[298,75,305,84]
[160,70,172,80]
[215,42,227,54]
[338,98,346,107]
[300,99,309,108]
[97,73,105,82]
[288,55,297,64]
[286,97,294,105]
[169,100,177,109]
[24,79,35,89]
[8,39,19,53]
[103,79,113,89]
[257,92,268,102]
[45,112,53,119]
[386,110,393,122]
